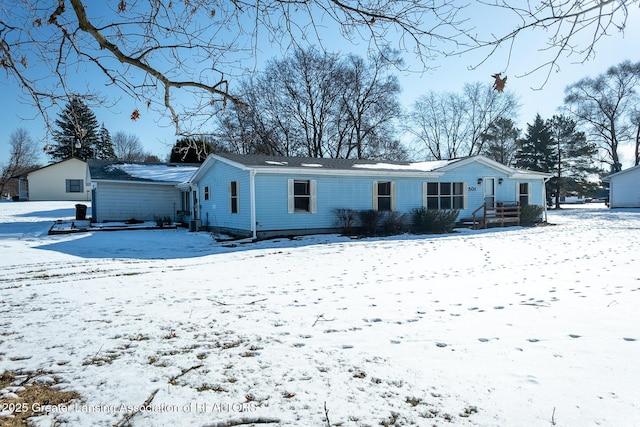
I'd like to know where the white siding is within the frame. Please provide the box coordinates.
[27,158,90,201]
[94,182,181,222]
[609,167,640,208]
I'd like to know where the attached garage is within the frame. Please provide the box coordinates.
[87,160,197,222]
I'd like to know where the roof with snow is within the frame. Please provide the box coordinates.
[211,152,460,172]
[88,160,198,184]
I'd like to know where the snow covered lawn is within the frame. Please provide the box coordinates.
[1,201,639,426]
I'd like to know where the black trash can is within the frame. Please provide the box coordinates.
[75,204,87,220]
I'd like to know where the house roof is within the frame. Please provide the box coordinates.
[212,152,458,172]
[190,153,552,183]
[88,160,198,184]
[602,164,640,182]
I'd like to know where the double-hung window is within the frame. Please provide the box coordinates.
[229,181,239,213]
[425,182,466,209]
[372,181,396,211]
[518,183,529,206]
[204,185,210,201]
[288,179,317,213]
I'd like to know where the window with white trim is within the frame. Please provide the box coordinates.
[425,182,466,209]
[229,181,239,214]
[288,179,317,213]
[66,179,83,193]
[204,185,210,201]
[518,183,529,206]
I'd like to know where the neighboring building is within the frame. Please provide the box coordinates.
[87,160,198,222]
[602,165,640,208]
[27,158,90,201]
[188,153,551,239]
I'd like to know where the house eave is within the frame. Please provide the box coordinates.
[92,178,184,186]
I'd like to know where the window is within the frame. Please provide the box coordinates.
[66,179,83,193]
[376,181,393,211]
[181,191,190,212]
[204,185,210,201]
[519,183,529,206]
[288,179,317,213]
[425,182,466,210]
[229,181,239,214]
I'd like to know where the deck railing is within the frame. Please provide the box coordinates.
[471,201,521,229]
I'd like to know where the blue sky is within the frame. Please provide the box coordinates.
[1,3,639,167]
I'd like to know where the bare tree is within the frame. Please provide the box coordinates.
[0,128,40,197]
[409,83,518,160]
[215,47,404,159]
[112,132,147,162]
[1,1,637,140]
[564,60,640,172]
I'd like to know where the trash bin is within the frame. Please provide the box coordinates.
[75,204,87,220]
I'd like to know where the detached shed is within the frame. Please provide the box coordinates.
[88,160,197,222]
[602,165,640,208]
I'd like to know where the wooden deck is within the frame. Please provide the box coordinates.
[461,202,521,230]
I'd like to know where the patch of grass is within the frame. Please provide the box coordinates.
[405,396,422,407]
[0,371,80,427]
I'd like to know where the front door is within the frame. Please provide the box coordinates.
[484,178,495,208]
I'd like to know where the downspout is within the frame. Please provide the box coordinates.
[250,169,257,240]
[543,176,551,223]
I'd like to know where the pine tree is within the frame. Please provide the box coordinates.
[47,96,101,161]
[95,124,117,160]
[481,117,520,166]
[169,136,221,163]
[515,114,554,173]
[548,114,598,208]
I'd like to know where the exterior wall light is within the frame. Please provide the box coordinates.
[498,178,504,185]
[477,178,483,185]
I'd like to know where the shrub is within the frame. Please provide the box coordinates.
[358,209,382,236]
[380,211,408,235]
[154,216,173,227]
[411,207,459,234]
[334,208,359,235]
[520,204,544,226]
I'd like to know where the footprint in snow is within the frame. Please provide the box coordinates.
[569,334,581,339]
[623,337,637,342]
[436,342,448,348]
[527,338,540,343]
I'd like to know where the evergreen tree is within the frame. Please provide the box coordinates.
[47,96,101,161]
[547,115,598,208]
[169,136,224,163]
[481,117,520,166]
[515,114,554,173]
[95,124,117,160]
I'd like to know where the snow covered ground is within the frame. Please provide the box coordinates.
[1,201,639,426]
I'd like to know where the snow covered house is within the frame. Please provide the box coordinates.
[188,153,551,239]
[27,158,90,201]
[87,160,198,223]
[602,165,640,208]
